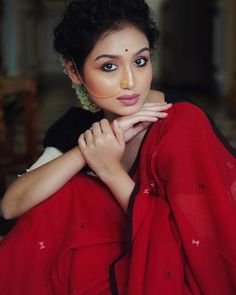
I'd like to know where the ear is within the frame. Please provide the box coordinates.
[64,60,82,85]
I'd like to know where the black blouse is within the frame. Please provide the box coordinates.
[43,107,103,152]
[43,91,236,158]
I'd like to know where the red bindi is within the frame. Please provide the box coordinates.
[125,49,128,52]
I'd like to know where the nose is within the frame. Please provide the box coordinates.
[121,67,135,90]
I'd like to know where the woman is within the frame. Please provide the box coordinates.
[1,0,236,294]
[1,0,170,219]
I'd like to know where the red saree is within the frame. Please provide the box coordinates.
[0,102,236,294]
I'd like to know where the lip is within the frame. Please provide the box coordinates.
[117,94,140,106]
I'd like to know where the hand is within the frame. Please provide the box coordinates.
[116,102,172,142]
[78,119,125,181]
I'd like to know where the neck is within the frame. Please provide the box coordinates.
[104,111,116,122]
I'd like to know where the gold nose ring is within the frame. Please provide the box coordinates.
[120,79,128,89]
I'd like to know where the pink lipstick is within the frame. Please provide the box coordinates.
[117,94,140,106]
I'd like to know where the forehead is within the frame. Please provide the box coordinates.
[90,25,149,56]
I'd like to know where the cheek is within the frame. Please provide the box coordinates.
[138,67,152,90]
[84,72,119,97]
[147,64,153,82]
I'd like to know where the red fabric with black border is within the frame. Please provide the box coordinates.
[0,102,236,294]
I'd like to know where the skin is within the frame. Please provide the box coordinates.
[69,25,171,211]
[1,24,172,218]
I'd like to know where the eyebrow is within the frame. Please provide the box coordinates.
[94,47,150,61]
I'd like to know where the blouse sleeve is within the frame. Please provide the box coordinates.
[26,147,63,172]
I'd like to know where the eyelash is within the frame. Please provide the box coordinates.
[101,57,149,72]
[102,63,118,72]
[135,57,149,67]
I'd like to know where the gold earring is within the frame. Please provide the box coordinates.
[120,79,128,89]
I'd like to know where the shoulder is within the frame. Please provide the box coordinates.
[162,90,209,125]
[157,100,210,145]
[49,107,99,127]
[51,106,103,129]
[172,101,207,120]
[165,100,208,129]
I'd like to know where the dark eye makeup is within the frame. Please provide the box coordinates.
[100,56,149,72]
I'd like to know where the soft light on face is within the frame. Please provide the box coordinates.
[81,25,153,118]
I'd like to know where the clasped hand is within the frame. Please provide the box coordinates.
[116,102,172,142]
[78,102,171,181]
[78,119,125,181]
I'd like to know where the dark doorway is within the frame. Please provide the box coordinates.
[158,0,216,95]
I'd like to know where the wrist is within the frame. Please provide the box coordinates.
[71,146,86,166]
[101,165,135,193]
[102,168,135,212]
[98,163,125,183]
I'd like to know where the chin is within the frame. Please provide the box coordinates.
[116,104,142,116]
[103,99,146,118]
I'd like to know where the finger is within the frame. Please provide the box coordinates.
[141,103,172,111]
[133,116,159,123]
[123,121,152,142]
[100,118,113,135]
[84,129,94,145]
[135,111,169,119]
[143,101,168,105]
[91,122,102,138]
[78,133,86,150]
[141,102,168,108]
[155,112,169,118]
[117,116,156,131]
[132,121,151,136]
[112,120,125,146]
[134,110,168,117]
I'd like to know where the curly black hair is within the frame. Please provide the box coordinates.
[54,0,159,73]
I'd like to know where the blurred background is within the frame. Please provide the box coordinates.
[0,0,236,235]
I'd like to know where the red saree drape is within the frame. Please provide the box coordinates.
[0,102,236,294]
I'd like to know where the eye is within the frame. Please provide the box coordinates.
[135,57,148,67]
[102,63,118,72]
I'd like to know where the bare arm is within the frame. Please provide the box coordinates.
[77,102,172,211]
[101,167,135,213]
[1,146,86,219]
[2,101,171,218]
[79,119,135,212]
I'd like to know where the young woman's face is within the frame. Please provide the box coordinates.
[82,25,153,118]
